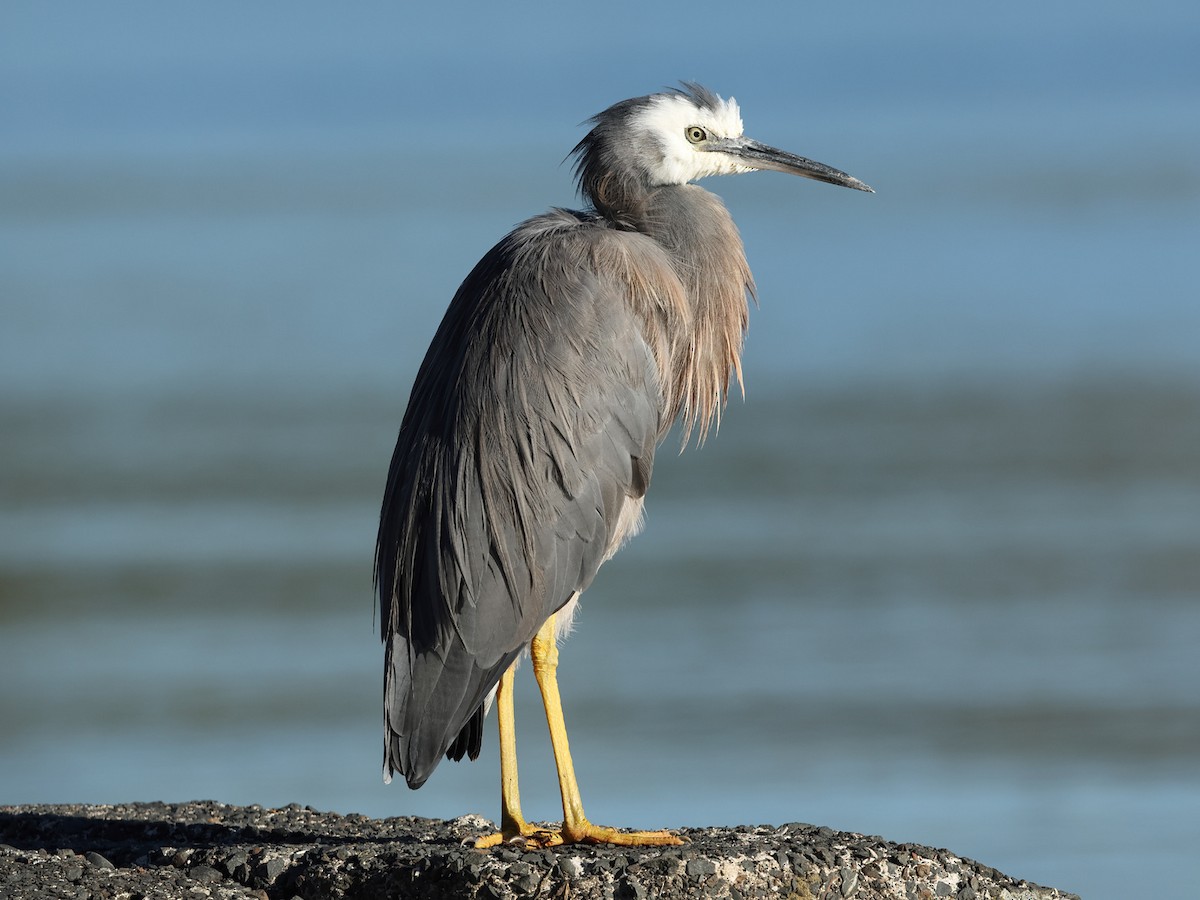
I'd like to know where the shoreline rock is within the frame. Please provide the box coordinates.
[0,801,1079,899]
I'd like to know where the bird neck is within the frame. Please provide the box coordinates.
[633,184,755,445]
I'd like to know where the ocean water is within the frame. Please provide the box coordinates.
[2,4,1199,899]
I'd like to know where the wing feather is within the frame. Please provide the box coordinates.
[375,209,685,788]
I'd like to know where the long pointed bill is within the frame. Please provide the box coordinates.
[717,137,874,192]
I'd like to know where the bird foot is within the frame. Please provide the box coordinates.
[564,821,685,847]
[476,817,684,848]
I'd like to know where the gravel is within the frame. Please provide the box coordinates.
[0,801,1080,899]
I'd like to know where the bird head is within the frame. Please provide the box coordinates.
[573,83,872,202]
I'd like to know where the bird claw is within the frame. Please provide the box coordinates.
[475,824,561,849]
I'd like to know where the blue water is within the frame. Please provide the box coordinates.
[3,4,1199,898]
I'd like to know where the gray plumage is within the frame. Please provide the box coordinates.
[375,83,871,790]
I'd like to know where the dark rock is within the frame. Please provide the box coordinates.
[515,871,541,893]
[222,848,250,876]
[190,863,224,883]
[558,855,584,879]
[83,850,114,869]
[618,872,648,899]
[0,801,1080,900]
[259,853,289,882]
[686,857,718,878]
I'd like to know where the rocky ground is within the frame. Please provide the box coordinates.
[0,801,1079,900]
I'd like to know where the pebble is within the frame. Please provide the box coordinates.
[260,855,288,881]
[189,864,223,884]
[558,855,584,878]
[619,873,648,899]
[515,872,541,893]
[840,866,858,897]
[686,858,717,878]
[222,850,249,876]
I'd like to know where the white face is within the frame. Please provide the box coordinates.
[630,92,753,185]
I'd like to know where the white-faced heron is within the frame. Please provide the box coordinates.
[375,83,872,847]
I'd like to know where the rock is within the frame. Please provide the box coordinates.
[84,850,114,869]
[558,855,584,879]
[190,864,225,883]
[686,857,718,878]
[0,801,1080,900]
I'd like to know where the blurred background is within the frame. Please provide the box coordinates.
[2,2,1198,898]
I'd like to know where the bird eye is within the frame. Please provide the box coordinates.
[685,126,708,144]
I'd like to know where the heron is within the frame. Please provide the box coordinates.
[375,83,871,848]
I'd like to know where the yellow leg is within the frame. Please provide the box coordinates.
[475,664,548,847]
[530,613,682,847]
[476,613,683,848]
[495,665,525,835]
